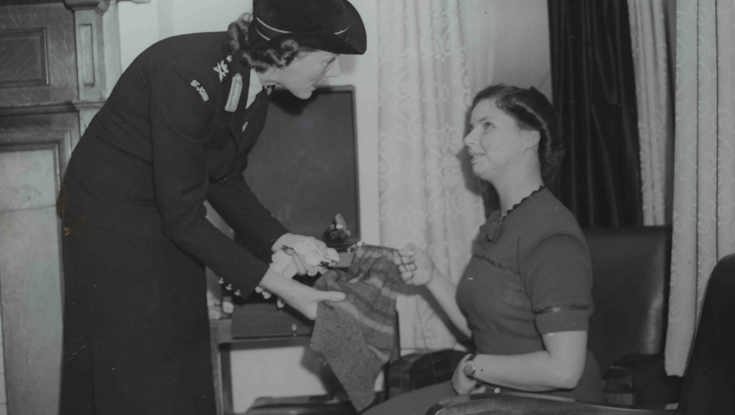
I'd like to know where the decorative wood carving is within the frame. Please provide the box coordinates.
[0,28,48,88]
[59,0,148,119]
[62,0,106,102]
[64,0,150,14]
[0,3,76,106]
[60,0,149,132]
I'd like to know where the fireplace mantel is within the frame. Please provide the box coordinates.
[0,2,149,413]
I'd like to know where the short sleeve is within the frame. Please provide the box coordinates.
[521,234,593,334]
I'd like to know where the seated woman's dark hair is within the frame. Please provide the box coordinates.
[467,84,565,194]
[226,14,314,72]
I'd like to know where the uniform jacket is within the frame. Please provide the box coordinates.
[69,32,288,294]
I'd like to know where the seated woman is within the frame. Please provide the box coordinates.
[365,84,603,415]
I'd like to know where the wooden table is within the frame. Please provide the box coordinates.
[209,319,312,415]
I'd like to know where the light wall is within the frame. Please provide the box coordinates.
[461,0,552,97]
[489,0,552,97]
[114,0,548,411]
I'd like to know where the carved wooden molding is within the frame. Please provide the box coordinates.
[0,4,77,106]
[69,7,105,101]
[0,28,48,89]
[63,0,108,13]
[64,0,150,14]
[0,102,78,117]
[0,126,76,189]
[61,0,150,104]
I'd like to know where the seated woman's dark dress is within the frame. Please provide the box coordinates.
[364,187,602,415]
[456,186,602,401]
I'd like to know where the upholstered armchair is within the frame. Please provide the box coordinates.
[423,250,735,415]
[387,227,678,407]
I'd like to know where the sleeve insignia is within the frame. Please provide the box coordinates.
[213,59,229,82]
[189,79,210,102]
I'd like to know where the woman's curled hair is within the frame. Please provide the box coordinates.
[226,14,312,72]
[469,84,565,191]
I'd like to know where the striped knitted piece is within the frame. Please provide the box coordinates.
[310,254,402,411]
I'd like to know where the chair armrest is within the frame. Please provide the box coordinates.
[386,349,467,396]
[425,391,675,415]
[604,354,681,407]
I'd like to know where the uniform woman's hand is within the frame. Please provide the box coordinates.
[259,250,345,319]
[253,250,299,302]
[273,233,339,275]
[269,249,300,279]
[451,354,479,395]
[395,243,437,286]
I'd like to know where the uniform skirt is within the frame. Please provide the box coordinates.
[59,137,216,415]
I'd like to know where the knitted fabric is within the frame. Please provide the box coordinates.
[310,253,402,411]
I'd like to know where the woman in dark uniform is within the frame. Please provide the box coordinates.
[365,85,603,415]
[57,1,366,414]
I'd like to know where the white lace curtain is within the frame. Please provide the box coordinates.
[665,0,735,376]
[627,0,674,226]
[376,0,485,352]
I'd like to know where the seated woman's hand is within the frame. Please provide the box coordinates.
[273,233,339,276]
[394,243,437,286]
[451,354,479,395]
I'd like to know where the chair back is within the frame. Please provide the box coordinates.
[679,253,735,415]
[584,227,671,372]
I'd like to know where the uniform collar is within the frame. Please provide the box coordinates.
[218,43,275,114]
[216,52,253,113]
[246,69,265,109]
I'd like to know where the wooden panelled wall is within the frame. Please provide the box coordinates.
[0,1,120,414]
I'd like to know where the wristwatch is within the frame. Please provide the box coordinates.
[462,354,477,378]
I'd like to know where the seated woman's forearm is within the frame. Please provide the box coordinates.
[470,331,587,391]
[471,351,581,391]
[426,271,471,338]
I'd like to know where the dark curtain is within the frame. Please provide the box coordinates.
[548,0,643,228]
